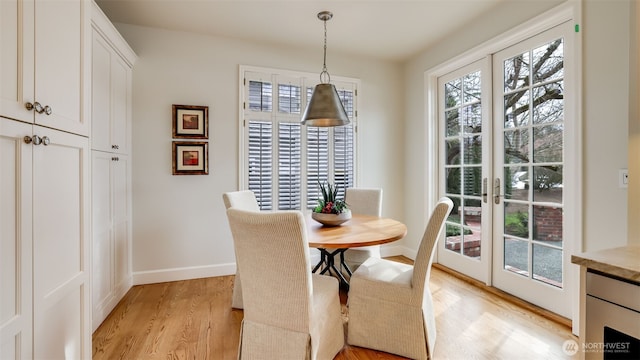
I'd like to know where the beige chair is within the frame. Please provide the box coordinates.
[226,208,345,359]
[343,188,383,271]
[222,190,260,309]
[347,197,454,360]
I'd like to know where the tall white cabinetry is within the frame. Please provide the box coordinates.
[0,0,89,136]
[0,1,91,358]
[90,2,137,332]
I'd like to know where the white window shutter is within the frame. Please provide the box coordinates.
[306,126,330,209]
[242,67,358,211]
[278,122,302,210]
[248,121,273,210]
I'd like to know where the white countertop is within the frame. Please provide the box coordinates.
[571,245,640,283]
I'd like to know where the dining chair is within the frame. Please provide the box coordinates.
[222,190,260,309]
[226,208,345,359]
[343,188,383,271]
[346,197,454,360]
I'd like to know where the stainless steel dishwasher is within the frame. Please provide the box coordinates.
[585,270,640,359]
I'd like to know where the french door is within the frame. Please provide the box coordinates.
[437,22,574,317]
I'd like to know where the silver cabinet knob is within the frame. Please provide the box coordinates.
[24,102,51,115]
[24,135,50,145]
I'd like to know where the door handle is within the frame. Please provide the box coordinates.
[482,178,488,203]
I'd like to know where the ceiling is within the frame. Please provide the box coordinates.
[95,0,511,62]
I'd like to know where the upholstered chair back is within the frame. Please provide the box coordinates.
[345,188,383,216]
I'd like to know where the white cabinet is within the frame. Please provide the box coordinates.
[91,151,132,331]
[90,1,136,331]
[0,0,90,136]
[0,118,90,359]
[0,118,33,360]
[91,18,134,154]
[1,0,91,358]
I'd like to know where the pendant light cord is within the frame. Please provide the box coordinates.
[320,17,331,84]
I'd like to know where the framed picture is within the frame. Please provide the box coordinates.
[172,141,209,175]
[172,104,208,139]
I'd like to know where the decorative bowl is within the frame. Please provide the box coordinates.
[311,209,352,226]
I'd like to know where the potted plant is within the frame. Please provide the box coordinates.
[312,182,351,226]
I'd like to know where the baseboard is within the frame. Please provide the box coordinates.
[133,263,237,285]
[130,245,411,286]
[385,244,414,259]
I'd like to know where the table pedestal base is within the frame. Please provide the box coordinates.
[312,248,353,288]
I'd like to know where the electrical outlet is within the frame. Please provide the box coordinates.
[619,169,629,188]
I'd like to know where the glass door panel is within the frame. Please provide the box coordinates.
[438,59,491,283]
[437,21,574,319]
[493,23,571,318]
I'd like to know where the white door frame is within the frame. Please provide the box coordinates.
[425,2,581,332]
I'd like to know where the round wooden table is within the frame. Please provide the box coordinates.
[306,213,407,287]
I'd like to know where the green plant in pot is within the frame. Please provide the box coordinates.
[312,182,351,226]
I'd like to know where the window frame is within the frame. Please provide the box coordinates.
[238,65,360,211]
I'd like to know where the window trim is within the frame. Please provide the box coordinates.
[238,65,360,211]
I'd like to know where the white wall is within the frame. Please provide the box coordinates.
[628,0,640,245]
[402,0,633,254]
[581,0,631,251]
[114,24,404,282]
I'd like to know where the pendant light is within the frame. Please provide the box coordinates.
[301,11,350,127]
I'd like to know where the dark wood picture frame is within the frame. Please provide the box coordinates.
[172,141,209,175]
[172,104,208,139]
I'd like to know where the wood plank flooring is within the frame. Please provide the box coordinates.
[93,257,578,359]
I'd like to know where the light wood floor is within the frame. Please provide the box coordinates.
[93,257,578,359]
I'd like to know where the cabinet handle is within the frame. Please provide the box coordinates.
[24,136,33,144]
[32,135,42,145]
[26,102,52,115]
[111,144,120,150]
[41,136,50,146]
[111,157,119,161]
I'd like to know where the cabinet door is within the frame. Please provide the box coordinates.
[91,30,131,154]
[91,151,112,331]
[34,0,89,136]
[0,0,35,123]
[112,154,131,289]
[91,152,131,331]
[91,33,112,152]
[111,56,130,154]
[0,118,33,360]
[32,126,90,359]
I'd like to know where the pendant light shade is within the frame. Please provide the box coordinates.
[301,11,350,127]
[301,83,350,127]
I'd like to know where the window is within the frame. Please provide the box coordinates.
[241,67,359,211]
